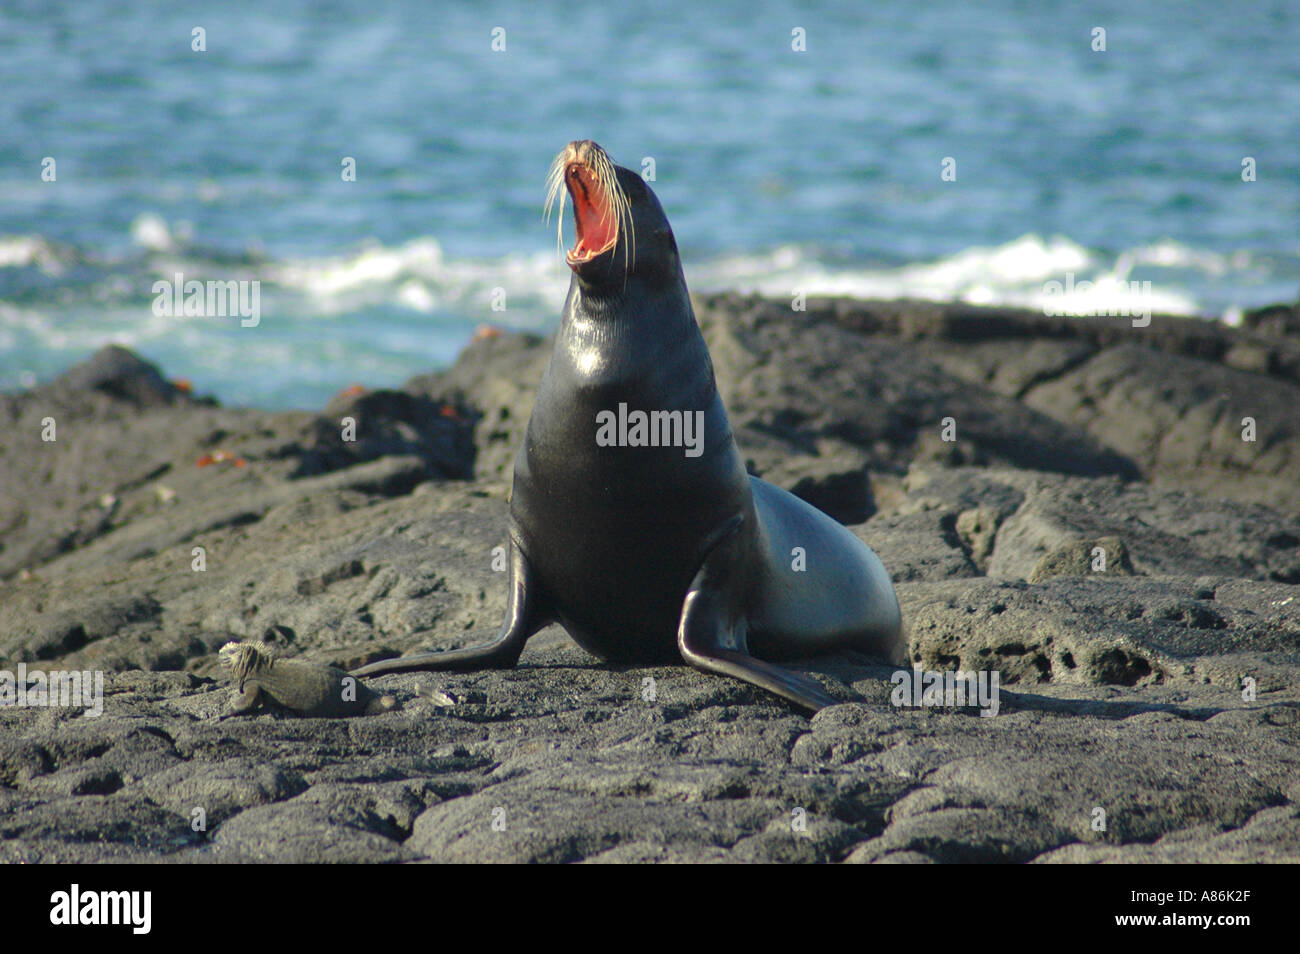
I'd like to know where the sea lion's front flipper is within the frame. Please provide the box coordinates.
[351,537,551,677]
[676,522,840,714]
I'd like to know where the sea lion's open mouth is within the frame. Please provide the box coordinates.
[545,140,631,273]
[565,163,618,263]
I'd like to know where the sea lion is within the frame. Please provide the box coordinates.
[220,641,397,718]
[353,140,903,712]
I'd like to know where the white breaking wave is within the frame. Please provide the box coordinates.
[686,234,1206,317]
[3,224,1283,330]
[251,232,1227,321]
[0,235,67,273]
[265,237,567,322]
[130,213,178,252]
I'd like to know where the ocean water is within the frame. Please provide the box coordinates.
[2,0,1298,408]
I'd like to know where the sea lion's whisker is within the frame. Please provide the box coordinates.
[543,151,569,258]
[591,147,633,274]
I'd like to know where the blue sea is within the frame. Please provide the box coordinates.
[2,0,1298,408]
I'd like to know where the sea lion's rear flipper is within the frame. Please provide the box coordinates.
[676,521,840,714]
[350,538,551,677]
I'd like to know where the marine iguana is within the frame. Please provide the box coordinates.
[219,641,398,718]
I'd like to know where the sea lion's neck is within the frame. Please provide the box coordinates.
[550,271,715,403]
[562,267,696,337]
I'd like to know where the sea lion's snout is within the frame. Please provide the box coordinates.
[566,139,598,164]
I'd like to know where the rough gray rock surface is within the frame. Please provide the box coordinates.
[1,297,1297,863]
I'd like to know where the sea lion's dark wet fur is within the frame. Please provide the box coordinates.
[354,141,902,711]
